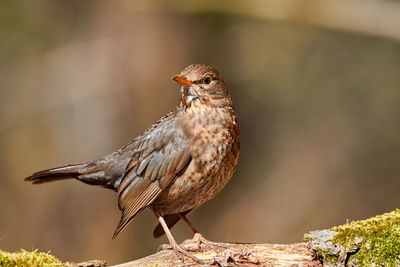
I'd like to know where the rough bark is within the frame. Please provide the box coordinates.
[111,239,320,267]
[69,210,400,266]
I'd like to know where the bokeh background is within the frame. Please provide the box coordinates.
[1,0,400,265]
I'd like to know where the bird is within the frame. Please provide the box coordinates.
[25,64,240,262]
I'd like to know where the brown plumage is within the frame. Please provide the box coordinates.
[25,64,240,262]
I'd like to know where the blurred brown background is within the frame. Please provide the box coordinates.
[1,0,400,265]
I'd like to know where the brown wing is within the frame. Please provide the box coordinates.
[113,116,191,238]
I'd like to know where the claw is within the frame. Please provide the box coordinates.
[171,241,205,264]
[192,233,228,250]
[158,241,204,263]
[158,243,172,252]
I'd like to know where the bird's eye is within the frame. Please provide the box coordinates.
[203,76,212,85]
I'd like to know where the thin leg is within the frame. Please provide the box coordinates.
[178,213,199,234]
[178,213,228,250]
[154,211,204,264]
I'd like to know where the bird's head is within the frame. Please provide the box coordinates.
[172,64,233,108]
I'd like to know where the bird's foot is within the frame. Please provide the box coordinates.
[158,242,205,264]
[191,232,228,250]
[157,243,172,251]
[173,242,205,264]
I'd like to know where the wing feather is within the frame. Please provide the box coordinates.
[113,181,162,238]
[112,113,191,237]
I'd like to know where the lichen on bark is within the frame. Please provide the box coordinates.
[304,209,400,266]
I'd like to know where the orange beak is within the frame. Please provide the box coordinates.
[172,74,193,86]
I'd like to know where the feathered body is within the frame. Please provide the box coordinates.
[25,64,240,239]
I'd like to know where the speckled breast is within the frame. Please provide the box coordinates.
[151,105,240,215]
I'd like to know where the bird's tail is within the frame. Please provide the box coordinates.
[24,164,87,184]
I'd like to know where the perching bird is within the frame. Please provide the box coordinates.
[25,64,240,262]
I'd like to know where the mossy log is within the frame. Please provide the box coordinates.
[4,210,400,266]
[304,209,400,266]
[110,209,400,266]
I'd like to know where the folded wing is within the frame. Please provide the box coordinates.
[113,115,191,238]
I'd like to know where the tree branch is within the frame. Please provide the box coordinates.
[112,240,320,267]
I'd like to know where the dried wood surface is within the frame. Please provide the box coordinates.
[112,238,321,267]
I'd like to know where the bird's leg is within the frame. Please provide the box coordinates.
[154,211,204,264]
[178,213,228,250]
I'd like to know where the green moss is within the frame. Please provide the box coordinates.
[331,209,400,266]
[302,235,312,243]
[314,246,339,264]
[305,209,400,266]
[0,249,64,267]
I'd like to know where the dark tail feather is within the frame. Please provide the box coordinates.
[153,210,192,238]
[24,164,87,184]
